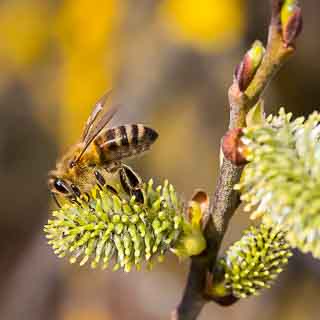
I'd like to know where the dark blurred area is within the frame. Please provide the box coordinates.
[0,1,319,319]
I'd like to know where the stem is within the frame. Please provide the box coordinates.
[172,0,299,318]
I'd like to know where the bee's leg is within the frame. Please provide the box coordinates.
[94,169,118,196]
[94,170,106,190]
[119,167,131,195]
[69,184,83,206]
[119,165,144,203]
[131,188,144,204]
[66,196,82,206]
[71,184,81,197]
[51,192,62,208]
[106,185,119,196]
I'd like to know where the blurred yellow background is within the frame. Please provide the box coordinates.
[0,1,319,320]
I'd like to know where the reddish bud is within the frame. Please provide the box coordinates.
[188,190,210,230]
[283,7,302,46]
[235,58,252,92]
[222,128,247,166]
[235,41,265,92]
[281,0,303,46]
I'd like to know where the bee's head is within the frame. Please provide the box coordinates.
[48,175,81,205]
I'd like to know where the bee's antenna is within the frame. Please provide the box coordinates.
[51,192,62,209]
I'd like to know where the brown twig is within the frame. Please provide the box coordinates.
[172,1,302,319]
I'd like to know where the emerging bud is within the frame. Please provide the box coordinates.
[235,41,265,91]
[205,271,238,306]
[281,0,303,46]
[187,190,209,229]
[172,226,206,258]
[246,100,265,128]
[172,191,208,258]
[222,128,248,166]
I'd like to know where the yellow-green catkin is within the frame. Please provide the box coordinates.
[217,224,292,298]
[237,109,320,258]
[44,179,206,272]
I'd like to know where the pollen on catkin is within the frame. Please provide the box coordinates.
[236,108,320,258]
[216,224,292,299]
[44,179,206,272]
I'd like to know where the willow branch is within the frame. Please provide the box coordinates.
[172,1,302,319]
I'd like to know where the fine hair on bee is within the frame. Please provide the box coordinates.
[48,91,158,207]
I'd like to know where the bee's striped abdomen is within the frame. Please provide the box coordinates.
[95,124,158,161]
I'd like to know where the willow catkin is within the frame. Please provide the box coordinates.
[236,109,320,258]
[45,179,206,272]
[217,224,292,298]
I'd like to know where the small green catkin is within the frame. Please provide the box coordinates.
[217,224,292,299]
[236,108,320,258]
[44,179,206,272]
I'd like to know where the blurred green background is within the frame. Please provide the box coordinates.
[0,1,319,319]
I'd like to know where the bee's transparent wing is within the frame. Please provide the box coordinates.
[73,103,120,165]
[81,91,112,142]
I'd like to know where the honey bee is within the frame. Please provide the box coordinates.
[48,92,158,207]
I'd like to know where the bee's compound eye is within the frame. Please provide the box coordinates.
[54,179,69,194]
